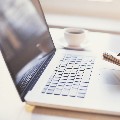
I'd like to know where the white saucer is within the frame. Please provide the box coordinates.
[56,37,90,50]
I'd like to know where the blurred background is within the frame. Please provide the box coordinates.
[35,0,120,34]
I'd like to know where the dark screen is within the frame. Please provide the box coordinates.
[0,0,55,83]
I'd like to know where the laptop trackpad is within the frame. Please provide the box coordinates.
[100,69,120,85]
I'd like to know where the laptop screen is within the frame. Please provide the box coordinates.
[0,0,55,98]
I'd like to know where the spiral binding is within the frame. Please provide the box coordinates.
[103,52,120,66]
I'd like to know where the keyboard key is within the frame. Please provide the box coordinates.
[72,84,79,89]
[46,90,54,94]
[79,86,87,90]
[54,89,62,95]
[56,85,64,90]
[67,81,74,84]
[59,80,66,83]
[74,80,80,84]
[50,84,57,87]
[80,82,88,87]
[64,85,71,90]
[77,93,85,98]
[67,64,73,68]
[66,82,73,86]
[78,90,86,94]
[51,80,59,84]
[48,87,56,91]
[41,88,47,93]
[53,78,60,81]
[61,89,70,96]
[69,88,78,97]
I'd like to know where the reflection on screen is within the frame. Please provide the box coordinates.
[0,0,55,82]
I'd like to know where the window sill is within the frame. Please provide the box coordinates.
[45,14,120,34]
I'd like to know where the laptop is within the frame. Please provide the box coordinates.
[0,0,120,116]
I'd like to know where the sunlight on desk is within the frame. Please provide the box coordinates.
[1,28,120,120]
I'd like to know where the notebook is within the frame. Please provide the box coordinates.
[0,0,120,116]
[103,52,120,66]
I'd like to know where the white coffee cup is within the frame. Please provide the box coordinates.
[64,28,86,47]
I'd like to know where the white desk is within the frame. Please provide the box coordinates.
[0,28,120,120]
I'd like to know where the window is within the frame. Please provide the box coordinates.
[40,0,120,34]
[41,0,120,20]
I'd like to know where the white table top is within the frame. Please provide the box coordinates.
[0,28,120,120]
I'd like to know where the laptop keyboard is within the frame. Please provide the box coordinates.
[41,54,95,98]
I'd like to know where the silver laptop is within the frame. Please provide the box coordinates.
[0,0,120,116]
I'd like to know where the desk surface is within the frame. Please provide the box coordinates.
[1,28,120,120]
